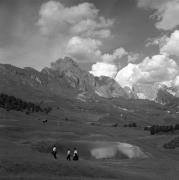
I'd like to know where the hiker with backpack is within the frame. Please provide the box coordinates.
[52,145,57,159]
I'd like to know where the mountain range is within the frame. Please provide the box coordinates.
[0,56,179,106]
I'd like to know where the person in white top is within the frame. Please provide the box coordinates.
[73,147,78,161]
[66,148,71,161]
[52,145,57,159]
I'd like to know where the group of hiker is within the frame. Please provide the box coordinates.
[52,145,79,161]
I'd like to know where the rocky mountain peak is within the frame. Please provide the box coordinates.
[50,57,80,73]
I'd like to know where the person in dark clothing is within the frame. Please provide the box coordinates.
[73,147,78,161]
[52,145,57,159]
[66,148,71,161]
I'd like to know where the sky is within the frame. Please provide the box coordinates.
[1,0,179,88]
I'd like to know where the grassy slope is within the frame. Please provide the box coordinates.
[0,103,179,180]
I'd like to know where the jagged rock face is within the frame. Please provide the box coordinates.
[123,86,138,99]
[161,86,179,98]
[133,83,159,101]
[44,57,96,92]
[155,85,179,105]
[95,76,130,98]
[156,88,175,105]
[0,64,48,88]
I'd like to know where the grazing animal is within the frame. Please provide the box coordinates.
[42,119,48,124]
[112,123,118,127]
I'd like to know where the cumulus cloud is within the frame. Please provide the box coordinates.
[138,55,178,82]
[36,0,119,67]
[89,48,142,78]
[115,54,179,88]
[101,48,127,63]
[89,47,134,78]
[115,63,139,88]
[65,36,102,62]
[137,0,179,30]
[146,34,168,47]
[70,17,113,38]
[37,0,113,38]
[122,29,179,90]
[160,30,179,57]
[128,53,140,63]
[90,62,118,78]
[147,30,179,64]
[174,75,179,86]
[155,1,179,30]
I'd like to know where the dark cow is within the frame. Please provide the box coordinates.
[42,119,48,124]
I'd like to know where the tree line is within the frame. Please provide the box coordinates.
[0,93,52,114]
[144,124,179,135]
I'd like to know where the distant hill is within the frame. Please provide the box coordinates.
[156,86,179,108]
[133,83,179,107]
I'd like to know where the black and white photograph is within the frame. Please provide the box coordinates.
[0,0,179,179]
